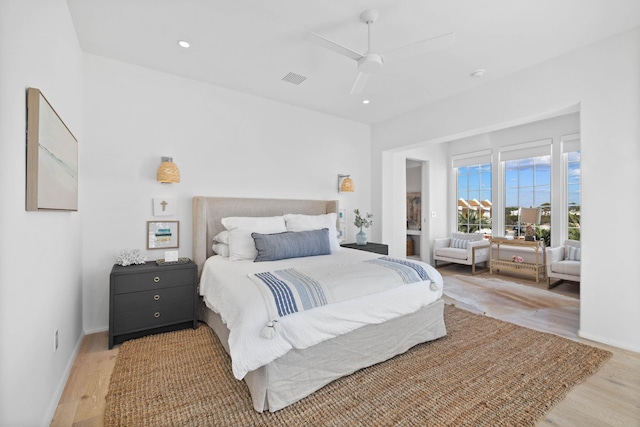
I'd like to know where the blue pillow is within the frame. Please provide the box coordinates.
[252,229,331,262]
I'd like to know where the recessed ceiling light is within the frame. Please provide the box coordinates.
[177,40,190,48]
[470,69,485,78]
[362,99,370,104]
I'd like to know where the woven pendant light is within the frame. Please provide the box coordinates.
[157,157,180,183]
[339,174,354,192]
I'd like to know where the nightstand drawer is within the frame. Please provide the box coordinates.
[113,303,194,334]
[113,268,195,294]
[113,285,193,314]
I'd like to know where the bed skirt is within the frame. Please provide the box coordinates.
[201,299,446,412]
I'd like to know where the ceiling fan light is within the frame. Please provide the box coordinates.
[358,54,383,73]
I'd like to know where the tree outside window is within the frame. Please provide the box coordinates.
[457,163,492,235]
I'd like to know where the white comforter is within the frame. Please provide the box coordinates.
[199,248,443,380]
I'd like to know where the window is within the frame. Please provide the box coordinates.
[504,155,551,244]
[456,163,492,234]
[567,150,581,240]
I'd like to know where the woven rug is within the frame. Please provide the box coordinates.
[104,305,611,426]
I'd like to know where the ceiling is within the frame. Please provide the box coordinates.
[67,0,640,125]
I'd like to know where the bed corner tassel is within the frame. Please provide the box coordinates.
[429,280,440,292]
[260,320,281,339]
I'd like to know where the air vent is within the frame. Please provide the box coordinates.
[281,72,307,85]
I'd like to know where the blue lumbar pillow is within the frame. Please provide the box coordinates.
[252,229,331,262]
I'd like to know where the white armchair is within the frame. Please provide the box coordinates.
[546,239,581,287]
[433,232,490,274]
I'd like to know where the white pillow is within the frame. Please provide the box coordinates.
[284,213,340,251]
[221,216,287,261]
[212,243,229,257]
[213,230,229,244]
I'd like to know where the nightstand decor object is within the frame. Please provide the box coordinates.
[115,249,147,266]
[109,259,198,348]
[353,209,373,245]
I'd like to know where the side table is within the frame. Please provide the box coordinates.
[109,259,198,348]
[340,242,389,255]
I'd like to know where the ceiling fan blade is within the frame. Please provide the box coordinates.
[350,72,369,95]
[382,32,455,62]
[307,32,365,61]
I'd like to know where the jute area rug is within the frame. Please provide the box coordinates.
[104,305,611,426]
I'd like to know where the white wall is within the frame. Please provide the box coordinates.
[0,1,84,426]
[81,54,371,333]
[372,27,640,352]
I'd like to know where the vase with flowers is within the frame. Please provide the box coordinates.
[354,209,373,245]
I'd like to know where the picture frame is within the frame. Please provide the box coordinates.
[338,208,347,224]
[153,197,176,216]
[338,226,346,241]
[26,87,78,211]
[407,192,421,230]
[147,221,179,249]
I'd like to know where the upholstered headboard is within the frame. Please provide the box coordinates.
[192,196,339,276]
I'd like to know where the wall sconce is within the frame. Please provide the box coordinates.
[338,174,354,193]
[157,156,180,184]
[519,207,541,241]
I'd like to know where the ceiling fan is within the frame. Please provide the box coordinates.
[308,9,455,95]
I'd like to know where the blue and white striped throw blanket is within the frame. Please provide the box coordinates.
[249,257,438,338]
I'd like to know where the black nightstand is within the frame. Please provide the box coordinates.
[109,260,198,348]
[341,242,389,255]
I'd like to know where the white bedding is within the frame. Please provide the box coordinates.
[199,248,443,380]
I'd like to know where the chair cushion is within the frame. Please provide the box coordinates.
[564,246,581,261]
[435,247,468,260]
[451,232,484,242]
[450,237,468,249]
[551,260,580,276]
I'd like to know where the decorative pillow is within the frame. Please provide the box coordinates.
[212,243,229,257]
[565,246,581,261]
[252,229,331,262]
[221,216,287,261]
[450,237,469,249]
[284,213,340,251]
[221,216,286,232]
[213,230,229,244]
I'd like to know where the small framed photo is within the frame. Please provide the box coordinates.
[338,226,346,241]
[147,221,179,249]
[153,197,175,216]
[339,208,347,224]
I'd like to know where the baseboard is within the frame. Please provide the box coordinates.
[41,332,84,427]
[578,329,640,353]
[84,326,109,335]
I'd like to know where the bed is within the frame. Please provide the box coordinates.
[193,196,447,412]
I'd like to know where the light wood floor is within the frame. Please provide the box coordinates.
[51,266,640,427]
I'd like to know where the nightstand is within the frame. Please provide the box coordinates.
[109,260,198,348]
[340,242,389,255]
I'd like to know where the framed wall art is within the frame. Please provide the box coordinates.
[407,192,421,230]
[26,87,78,211]
[153,197,176,216]
[147,221,179,249]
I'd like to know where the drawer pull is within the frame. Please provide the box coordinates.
[153,276,160,283]
[153,294,160,301]
[154,312,161,318]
